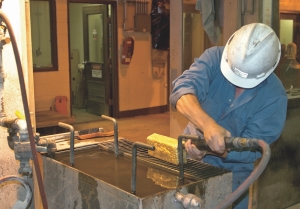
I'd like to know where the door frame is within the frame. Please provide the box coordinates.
[67,0,119,118]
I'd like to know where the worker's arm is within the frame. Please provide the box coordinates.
[169,47,229,159]
[176,94,231,156]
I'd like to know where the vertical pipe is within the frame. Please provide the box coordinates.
[58,122,75,166]
[178,135,184,179]
[178,134,203,179]
[131,142,154,194]
[0,30,6,118]
[131,143,137,194]
[123,0,128,31]
[101,115,119,157]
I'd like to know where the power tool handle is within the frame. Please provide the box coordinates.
[191,137,258,151]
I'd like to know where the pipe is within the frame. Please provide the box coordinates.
[14,119,28,141]
[175,192,203,209]
[101,115,119,157]
[131,142,155,194]
[0,27,6,118]
[0,175,32,209]
[177,134,201,179]
[215,139,270,209]
[123,0,128,31]
[0,117,28,135]
[58,122,75,166]
[0,118,26,150]
[0,117,17,127]
[0,10,48,209]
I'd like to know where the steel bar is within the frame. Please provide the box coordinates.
[131,142,154,194]
[101,115,119,157]
[58,122,75,166]
[178,134,202,179]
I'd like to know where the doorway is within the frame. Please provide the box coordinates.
[68,2,117,124]
[278,12,300,90]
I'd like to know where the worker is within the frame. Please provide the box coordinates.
[169,23,287,208]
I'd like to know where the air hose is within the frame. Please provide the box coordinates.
[180,135,271,209]
[214,138,270,209]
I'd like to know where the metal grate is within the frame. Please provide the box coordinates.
[98,138,230,180]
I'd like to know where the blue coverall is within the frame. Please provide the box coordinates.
[169,46,288,208]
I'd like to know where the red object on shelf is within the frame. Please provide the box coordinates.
[55,96,68,115]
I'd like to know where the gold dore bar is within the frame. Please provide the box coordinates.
[147,133,187,165]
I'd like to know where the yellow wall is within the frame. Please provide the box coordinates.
[33,0,168,116]
[33,0,70,115]
[118,2,168,111]
[117,2,168,112]
[280,0,300,11]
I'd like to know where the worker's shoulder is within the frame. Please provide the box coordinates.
[205,46,225,54]
[200,46,225,61]
[264,73,287,96]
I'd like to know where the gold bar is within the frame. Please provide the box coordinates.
[147,133,187,165]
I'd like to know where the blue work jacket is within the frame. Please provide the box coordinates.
[170,46,288,173]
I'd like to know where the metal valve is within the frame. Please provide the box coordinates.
[175,192,203,209]
[0,22,10,45]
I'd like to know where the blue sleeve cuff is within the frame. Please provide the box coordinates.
[169,88,197,108]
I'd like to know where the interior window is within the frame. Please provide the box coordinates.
[30,0,57,72]
[277,12,300,90]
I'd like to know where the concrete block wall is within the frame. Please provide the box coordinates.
[0,0,34,208]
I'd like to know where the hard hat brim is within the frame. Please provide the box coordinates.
[220,44,272,89]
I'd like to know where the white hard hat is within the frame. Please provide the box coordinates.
[221,23,281,88]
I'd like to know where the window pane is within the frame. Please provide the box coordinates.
[30,0,57,71]
[280,19,293,46]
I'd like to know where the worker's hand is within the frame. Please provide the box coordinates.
[175,94,231,155]
[203,122,231,154]
[185,139,207,161]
